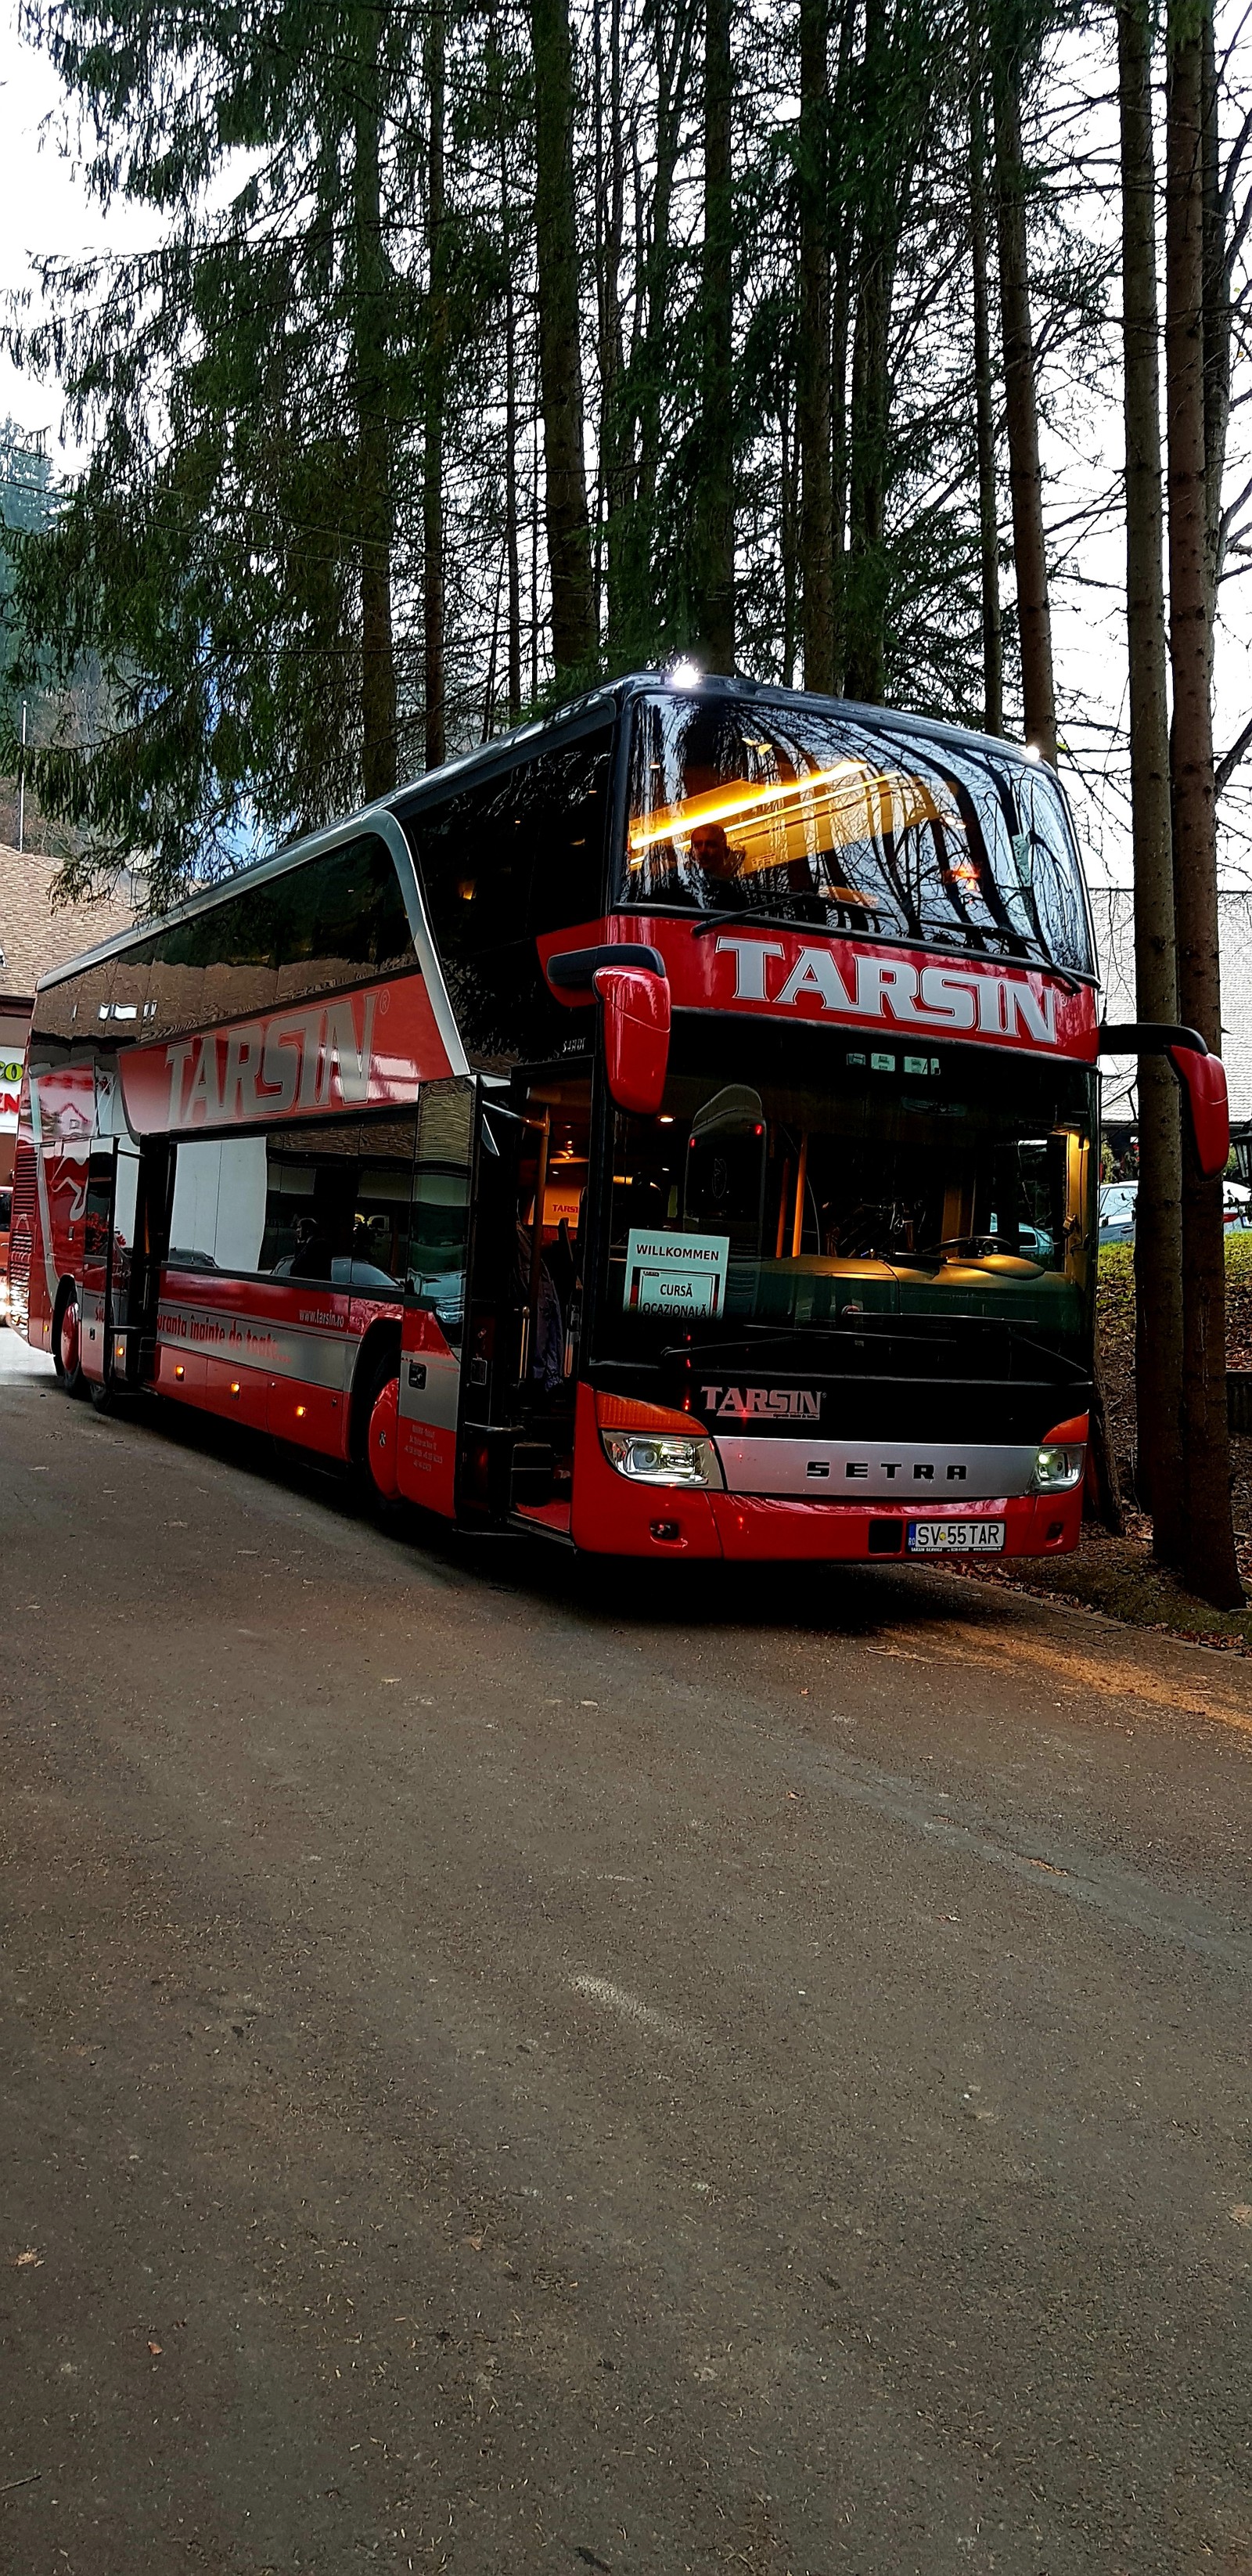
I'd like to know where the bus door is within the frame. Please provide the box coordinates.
[128,1137,173,1385]
[455,1078,583,1528]
[396,1077,474,1519]
[79,1137,141,1387]
[452,1084,529,1521]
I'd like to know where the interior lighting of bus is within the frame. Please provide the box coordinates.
[626,759,944,865]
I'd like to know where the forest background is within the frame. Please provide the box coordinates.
[0,0,1248,895]
[0,0,1250,1605]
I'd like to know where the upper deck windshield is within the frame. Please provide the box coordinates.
[624,692,1092,976]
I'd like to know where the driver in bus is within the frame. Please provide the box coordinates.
[687,820,747,904]
[684,818,816,915]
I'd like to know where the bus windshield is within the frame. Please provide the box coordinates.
[623,691,1092,976]
[592,1019,1096,1385]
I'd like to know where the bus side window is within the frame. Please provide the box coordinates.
[408,1080,473,1346]
[168,1135,268,1274]
[258,1127,360,1277]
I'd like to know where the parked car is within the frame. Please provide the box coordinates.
[1099,1176,1250,1248]
[1098,1181,1138,1244]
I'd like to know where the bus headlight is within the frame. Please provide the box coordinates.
[601,1429,722,1488]
[1032,1442,1085,1491]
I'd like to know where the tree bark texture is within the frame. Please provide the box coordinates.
[970,34,1002,735]
[1117,0,1184,1556]
[354,0,398,801]
[595,0,629,662]
[1164,0,1243,1609]
[693,0,735,671]
[531,0,596,678]
[1200,5,1230,625]
[423,0,447,772]
[798,0,834,694]
[827,0,856,690]
[991,42,1056,765]
[843,0,893,705]
[501,129,523,723]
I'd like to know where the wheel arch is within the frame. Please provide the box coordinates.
[51,1274,80,1365]
[347,1317,402,1461]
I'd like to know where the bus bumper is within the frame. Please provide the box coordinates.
[570,1391,1083,1560]
[707,1487,1082,1562]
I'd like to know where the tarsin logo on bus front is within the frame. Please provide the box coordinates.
[713,937,1060,1043]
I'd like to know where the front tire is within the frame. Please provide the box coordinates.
[54,1288,87,1398]
[365,1368,402,1504]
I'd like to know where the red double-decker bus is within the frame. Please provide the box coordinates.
[9,673,1228,1562]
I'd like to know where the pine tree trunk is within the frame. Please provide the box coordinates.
[693,0,735,670]
[502,133,523,723]
[829,0,856,690]
[780,389,800,686]
[531,0,596,678]
[844,250,891,703]
[1200,6,1229,625]
[798,0,833,694]
[1164,0,1243,1610]
[969,24,1002,735]
[597,0,628,663]
[844,0,892,705]
[991,38,1056,765]
[616,5,692,667]
[1117,0,1184,1558]
[424,0,447,773]
[354,0,398,801]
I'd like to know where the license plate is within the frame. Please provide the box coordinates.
[908,1519,1006,1554]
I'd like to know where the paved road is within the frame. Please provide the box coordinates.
[2,1327,1250,2576]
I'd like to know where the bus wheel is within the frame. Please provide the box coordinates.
[55,1289,87,1398]
[365,1368,402,1504]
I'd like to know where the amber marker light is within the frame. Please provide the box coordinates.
[230,1382,241,1397]
[174,1364,185,1381]
[294,1404,306,1419]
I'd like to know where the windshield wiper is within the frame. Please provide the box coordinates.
[690,902,835,939]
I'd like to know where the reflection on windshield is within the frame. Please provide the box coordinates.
[624,692,1091,975]
[596,1026,1096,1368]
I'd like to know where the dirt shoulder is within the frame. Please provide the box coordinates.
[959,1236,1252,1651]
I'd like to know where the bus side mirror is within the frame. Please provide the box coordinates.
[592,964,671,1118]
[1168,1043,1229,1180]
[1098,1021,1230,1180]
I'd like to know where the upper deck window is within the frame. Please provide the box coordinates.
[402,725,613,1062]
[34,832,414,1049]
[624,693,1092,977]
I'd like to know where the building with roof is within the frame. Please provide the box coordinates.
[1,845,141,1185]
